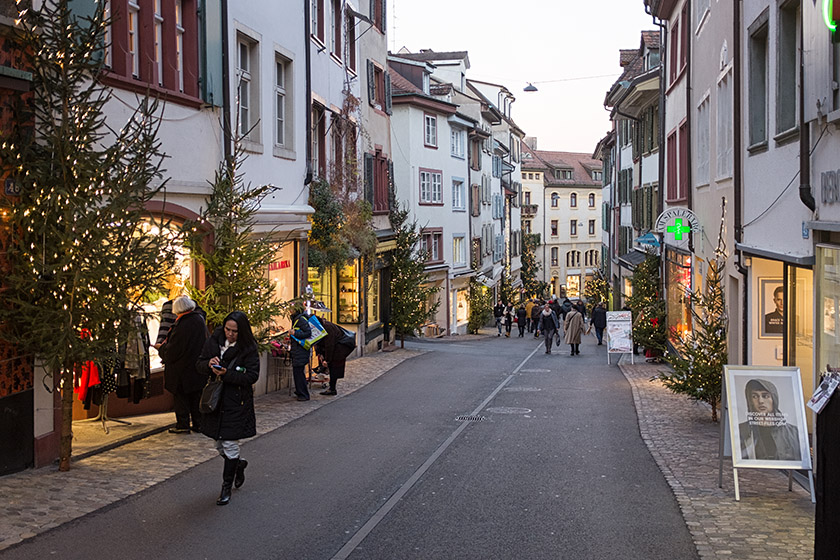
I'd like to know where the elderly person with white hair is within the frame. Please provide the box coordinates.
[159,295,209,434]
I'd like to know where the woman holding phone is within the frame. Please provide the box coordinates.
[197,311,260,506]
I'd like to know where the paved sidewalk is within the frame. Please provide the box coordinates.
[0,348,424,552]
[619,356,815,560]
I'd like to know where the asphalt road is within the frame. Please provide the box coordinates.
[0,334,698,560]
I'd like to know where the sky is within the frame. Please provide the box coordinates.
[389,0,657,155]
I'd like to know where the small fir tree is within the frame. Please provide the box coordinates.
[660,255,727,421]
[626,252,667,354]
[388,203,439,346]
[521,233,544,298]
[307,177,352,274]
[467,276,493,334]
[583,270,611,313]
[0,1,174,470]
[185,142,285,342]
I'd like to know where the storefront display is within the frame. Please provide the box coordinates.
[666,251,692,343]
[338,262,360,323]
[307,267,335,323]
[367,270,380,327]
[566,275,580,298]
[456,289,468,324]
[269,242,296,332]
[818,245,840,388]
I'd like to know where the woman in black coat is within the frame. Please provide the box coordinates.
[196,311,260,506]
[289,309,312,401]
[159,296,209,434]
[516,305,527,337]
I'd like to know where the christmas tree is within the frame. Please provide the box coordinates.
[521,233,546,299]
[0,1,174,470]
[626,252,667,354]
[583,269,611,313]
[185,142,286,341]
[388,203,439,346]
[660,202,729,421]
[467,276,493,334]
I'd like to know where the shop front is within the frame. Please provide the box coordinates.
[665,248,692,344]
[307,260,362,352]
[449,273,471,335]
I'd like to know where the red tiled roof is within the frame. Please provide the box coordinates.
[620,49,637,67]
[642,30,660,50]
[389,67,423,95]
[521,144,602,186]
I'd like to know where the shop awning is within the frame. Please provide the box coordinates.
[476,275,497,288]
[618,249,648,270]
[735,243,814,266]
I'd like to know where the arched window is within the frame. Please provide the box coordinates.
[551,192,559,208]
[588,193,595,207]
[570,193,577,207]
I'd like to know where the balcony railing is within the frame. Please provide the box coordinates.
[521,204,539,218]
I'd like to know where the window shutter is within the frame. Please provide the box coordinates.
[369,0,375,20]
[387,159,395,210]
[381,0,387,31]
[367,60,375,104]
[364,153,374,203]
[384,72,392,115]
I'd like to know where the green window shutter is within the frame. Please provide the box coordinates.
[364,153,374,203]
[384,72,392,115]
[367,60,375,105]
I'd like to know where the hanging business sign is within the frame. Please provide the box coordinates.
[654,208,701,242]
[822,0,838,32]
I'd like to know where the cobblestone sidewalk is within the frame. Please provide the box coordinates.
[0,348,423,552]
[619,357,815,560]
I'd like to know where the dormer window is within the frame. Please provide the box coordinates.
[422,73,430,94]
[555,169,573,180]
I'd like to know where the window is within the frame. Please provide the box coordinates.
[236,36,259,141]
[717,70,733,179]
[570,193,577,208]
[748,20,768,147]
[128,1,139,77]
[588,220,596,235]
[367,271,380,326]
[274,56,292,148]
[588,193,595,207]
[777,1,799,134]
[370,0,386,32]
[670,18,680,83]
[551,247,559,266]
[679,120,689,196]
[175,1,185,91]
[492,155,502,177]
[421,229,443,263]
[419,169,443,205]
[312,104,326,178]
[424,114,437,147]
[566,250,581,267]
[523,220,531,234]
[451,129,465,158]
[551,193,559,208]
[592,171,602,181]
[551,220,558,237]
[555,168,573,180]
[312,0,325,42]
[696,96,710,185]
[154,0,163,85]
[365,153,390,213]
[570,220,578,236]
[666,130,678,201]
[585,249,599,267]
[680,4,688,71]
[345,12,356,72]
[524,191,531,205]
[453,236,466,266]
[696,0,710,29]
[470,139,481,170]
[452,179,465,211]
[331,0,342,58]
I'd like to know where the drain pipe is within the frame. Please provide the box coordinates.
[733,0,749,365]
[221,0,231,164]
[304,0,313,186]
[798,9,815,212]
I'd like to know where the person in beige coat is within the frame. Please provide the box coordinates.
[564,306,585,356]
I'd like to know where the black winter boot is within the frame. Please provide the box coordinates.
[234,459,248,489]
[217,457,238,505]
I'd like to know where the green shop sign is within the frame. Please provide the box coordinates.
[654,208,701,242]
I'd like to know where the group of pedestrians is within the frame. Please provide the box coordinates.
[155,296,352,507]
[495,296,610,356]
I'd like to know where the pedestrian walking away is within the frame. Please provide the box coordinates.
[531,300,543,338]
[590,301,607,345]
[564,305,584,356]
[525,299,535,333]
[493,300,505,336]
[197,311,260,506]
[538,304,560,354]
[159,295,209,434]
[313,319,355,396]
[504,303,514,337]
[516,304,527,337]
[289,308,313,401]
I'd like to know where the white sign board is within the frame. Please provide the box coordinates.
[606,311,633,363]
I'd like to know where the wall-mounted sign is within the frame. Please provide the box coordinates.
[654,208,701,242]
[269,260,291,271]
[823,0,837,32]
[4,178,20,196]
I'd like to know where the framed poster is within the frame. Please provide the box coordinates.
[758,278,783,338]
[724,366,811,470]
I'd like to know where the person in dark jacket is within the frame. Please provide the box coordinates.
[197,311,260,506]
[590,302,608,345]
[159,296,209,434]
[503,303,514,337]
[314,319,354,396]
[493,300,505,336]
[516,305,527,337]
[538,304,560,354]
[531,301,542,338]
[289,309,312,401]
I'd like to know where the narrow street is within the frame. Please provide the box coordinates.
[0,335,697,560]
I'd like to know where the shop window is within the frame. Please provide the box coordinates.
[666,252,692,342]
[456,289,468,324]
[367,269,380,327]
[566,275,580,298]
[307,267,335,323]
[338,262,361,323]
[268,242,296,333]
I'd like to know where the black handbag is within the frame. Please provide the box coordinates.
[338,327,356,350]
[199,375,224,414]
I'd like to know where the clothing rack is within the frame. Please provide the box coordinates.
[77,394,132,435]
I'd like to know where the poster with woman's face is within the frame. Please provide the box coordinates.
[759,278,783,339]
[725,366,811,469]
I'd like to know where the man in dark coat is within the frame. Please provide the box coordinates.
[159,296,208,433]
[493,300,505,336]
[531,301,542,338]
[516,305,527,337]
[538,304,560,354]
[314,320,355,396]
[590,302,607,345]
[289,309,312,401]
